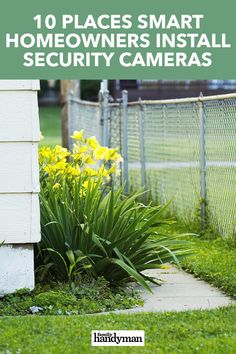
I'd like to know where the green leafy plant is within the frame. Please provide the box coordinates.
[0,278,142,316]
[40,248,91,289]
[38,177,193,291]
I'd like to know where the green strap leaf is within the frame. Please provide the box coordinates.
[113,259,152,293]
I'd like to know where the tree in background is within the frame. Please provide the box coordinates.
[80,80,101,101]
[39,80,102,148]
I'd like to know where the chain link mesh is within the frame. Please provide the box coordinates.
[69,99,101,150]
[110,104,122,151]
[126,106,142,192]
[204,98,236,236]
[110,103,123,187]
[68,92,236,237]
[143,102,201,222]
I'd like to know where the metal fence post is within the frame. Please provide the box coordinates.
[139,100,147,193]
[67,90,74,151]
[122,90,129,193]
[98,90,103,144]
[199,94,207,227]
[102,89,110,147]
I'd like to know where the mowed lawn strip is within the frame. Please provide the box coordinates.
[39,106,61,147]
[0,307,236,354]
[156,224,236,299]
[182,237,236,298]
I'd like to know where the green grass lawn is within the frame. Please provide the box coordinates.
[39,106,61,147]
[182,237,236,298]
[159,224,236,298]
[1,226,236,353]
[0,307,235,353]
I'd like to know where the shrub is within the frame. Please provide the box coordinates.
[39,129,122,193]
[38,132,193,291]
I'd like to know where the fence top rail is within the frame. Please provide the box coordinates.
[71,97,121,108]
[128,92,236,106]
[110,102,121,107]
[70,97,99,107]
[70,92,236,107]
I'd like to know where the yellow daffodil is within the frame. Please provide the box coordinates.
[84,167,97,176]
[83,155,94,165]
[71,130,84,141]
[44,160,68,175]
[97,166,110,179]
[44,164,54,174]
[87,136,100,150]
[39,147,54,162]
[82,180,97,190]
[93,147,108,160]
[54,145,70,159]
[108,164,119,175]
[39,131,123,191]
[79,146,88,154]
[105,148,123,162]
[72,146,89,162]
[72,153,83,162]
[52,183,61,191]
[82,180,89,189]
[66,165,80,177]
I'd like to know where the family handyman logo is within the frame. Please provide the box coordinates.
[91,330,145,346]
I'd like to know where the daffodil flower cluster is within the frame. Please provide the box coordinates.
[39,130,123,193]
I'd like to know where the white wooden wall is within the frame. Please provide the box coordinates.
[0,80,41,244]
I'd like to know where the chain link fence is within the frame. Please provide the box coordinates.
[68,90,236,238]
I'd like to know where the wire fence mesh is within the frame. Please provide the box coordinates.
[110,103,123,187]
[204,97,236,236]
[142,102,201,223]
[68,90,236,238]
[68,97,101,151]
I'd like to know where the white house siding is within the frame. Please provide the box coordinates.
[0,194,40,243]
[0,80,40,294]
[0,80,40,91]
[0,91,40,141]
[0,245,35,294]
[0,143,39,193]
